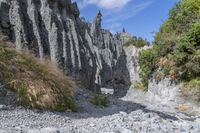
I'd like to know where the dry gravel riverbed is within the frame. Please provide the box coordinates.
[0,89,200,133]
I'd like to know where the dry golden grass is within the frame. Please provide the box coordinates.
[0,35,77,111]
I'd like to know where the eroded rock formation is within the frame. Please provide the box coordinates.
[0,0,132,93]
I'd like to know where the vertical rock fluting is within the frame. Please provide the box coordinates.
[0,0,133,93]
[0,0,12,38]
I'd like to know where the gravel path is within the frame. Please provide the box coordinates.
[0,89,200,133]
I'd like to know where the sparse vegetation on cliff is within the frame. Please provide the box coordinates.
[138,0,200,101]
[124,37,150,48]
[0,35,77,111]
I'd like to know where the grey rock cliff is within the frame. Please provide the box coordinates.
[0,0,132,92]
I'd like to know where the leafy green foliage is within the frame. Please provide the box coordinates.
[138,0,200,101]
[168,22,200,80]
[154,0,200,56]
[138,49,157,88]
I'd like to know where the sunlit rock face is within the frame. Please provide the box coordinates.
[0,0,134,93]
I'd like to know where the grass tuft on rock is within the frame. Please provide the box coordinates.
[0,35,78,111]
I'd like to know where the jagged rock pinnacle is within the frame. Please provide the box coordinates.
[91,11,102,36]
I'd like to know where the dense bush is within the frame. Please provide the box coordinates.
[138,0,200,99]
[168,22,200,81]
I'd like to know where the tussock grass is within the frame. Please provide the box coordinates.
[0,35,78,111]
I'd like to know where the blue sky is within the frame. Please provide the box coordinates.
[73,0,180,42]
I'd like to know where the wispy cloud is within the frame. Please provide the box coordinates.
[103,0,154,33]
[104,1,154,23]
[74,0,131,9]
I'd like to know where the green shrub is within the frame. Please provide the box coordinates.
[90,94,109,107]
[138,0,200,95]
[138,48,157,88]
[168,22,200,81]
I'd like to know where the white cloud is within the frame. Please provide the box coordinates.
[74,0,131,9]
[104,1,154,23]
[98,0,131,9]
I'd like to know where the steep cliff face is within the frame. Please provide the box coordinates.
[0,0,130,92]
